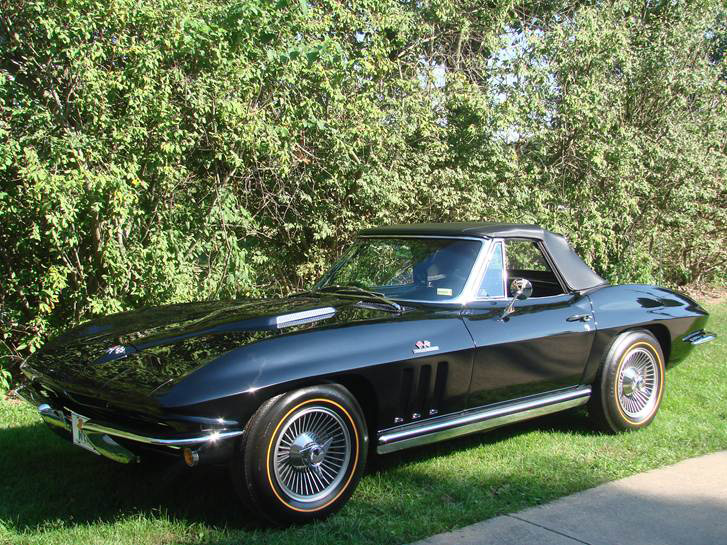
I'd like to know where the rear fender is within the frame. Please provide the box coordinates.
[582,285,708,383]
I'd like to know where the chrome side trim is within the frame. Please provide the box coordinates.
[377,386,591,454]
[683,330,717,346]
[36,404,243,447]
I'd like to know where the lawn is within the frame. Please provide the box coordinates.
[1,302,725,545]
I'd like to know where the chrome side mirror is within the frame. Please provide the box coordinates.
[503,278,532,317]
[510,278,533,300]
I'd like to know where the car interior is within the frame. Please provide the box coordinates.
[504,240,565,298]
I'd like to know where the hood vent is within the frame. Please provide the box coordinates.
[275,307,336,329]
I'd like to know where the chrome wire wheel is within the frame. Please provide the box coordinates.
[272,406,352,503]
[617,346,660,420]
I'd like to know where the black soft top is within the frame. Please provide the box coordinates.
[359,222,608,292]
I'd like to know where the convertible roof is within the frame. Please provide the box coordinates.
[359,222,608,292]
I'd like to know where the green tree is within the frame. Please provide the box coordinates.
[1,0,725,387]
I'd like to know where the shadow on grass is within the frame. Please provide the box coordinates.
[0,420,259,532]
[1,408,605,538]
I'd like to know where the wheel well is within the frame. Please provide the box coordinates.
[261,375,379,436]
[332,374,378,437]
[640,324,672,364]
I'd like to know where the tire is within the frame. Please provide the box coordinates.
[230,384,368,524]
[588,329,665,433]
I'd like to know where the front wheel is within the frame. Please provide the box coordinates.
[231,384,368,524]
[588,330,665,433]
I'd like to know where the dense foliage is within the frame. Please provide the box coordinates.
[1,0,725,384]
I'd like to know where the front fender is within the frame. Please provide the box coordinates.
[158,308,476,427]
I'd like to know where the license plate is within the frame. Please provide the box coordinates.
[71,412,100,455]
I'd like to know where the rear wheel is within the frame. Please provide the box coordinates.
[230,384,368,524]
[588,330,665,433]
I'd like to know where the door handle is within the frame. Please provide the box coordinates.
[567,313,592,322]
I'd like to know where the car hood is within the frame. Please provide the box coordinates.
[23,295,395,407]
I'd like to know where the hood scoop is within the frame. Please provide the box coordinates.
[275,307,336,329]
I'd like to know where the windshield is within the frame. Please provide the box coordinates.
[315,237,483,302]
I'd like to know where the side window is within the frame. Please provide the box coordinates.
[505,240,549,271]
[478,243,505,298]
[504,239,564,297]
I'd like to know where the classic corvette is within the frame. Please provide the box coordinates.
[18,223,716,523]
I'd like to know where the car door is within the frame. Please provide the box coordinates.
[462,238,595,408]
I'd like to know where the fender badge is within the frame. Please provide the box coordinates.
[92,344,135,365]
[413,340,439,354]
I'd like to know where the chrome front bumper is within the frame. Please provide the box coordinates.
[16,386,243,464]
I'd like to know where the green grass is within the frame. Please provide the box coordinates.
[1,303,725,545]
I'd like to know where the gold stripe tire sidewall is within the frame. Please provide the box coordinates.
[594,330,666,433]
[238,384,368,524]
[265,397,360,513]
[612,341,664,426]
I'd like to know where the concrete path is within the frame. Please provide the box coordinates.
[411,451,727,545]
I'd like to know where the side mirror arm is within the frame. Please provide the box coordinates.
[501,278,533,319]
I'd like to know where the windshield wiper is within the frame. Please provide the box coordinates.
[314,285,403,313]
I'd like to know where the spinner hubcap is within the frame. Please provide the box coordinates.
[617,346,660,420]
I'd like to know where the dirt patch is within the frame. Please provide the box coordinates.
[3,390,22,404]
[682,284,727,305]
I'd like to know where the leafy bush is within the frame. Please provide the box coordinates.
[1,0,725,384]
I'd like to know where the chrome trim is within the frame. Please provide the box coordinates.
[502,278,533,318]
[14,385,33,404]
[81,421,244,447]
[275,307,336,328]
[683,330,717,345]
[473,236,510,302]
[39,403,69,430]
[86,433,139,464]
[567,313,593,322]
[471,239,509,301]
[449,238,491,305]
[36,404,243,447]
[359,235,487,241]
[377,386,591,454]
[412,344,439,354]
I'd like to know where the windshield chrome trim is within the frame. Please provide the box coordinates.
[470,238,509,301]
[348,235,492,306]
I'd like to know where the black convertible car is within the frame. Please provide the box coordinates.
[18,223,715,523]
